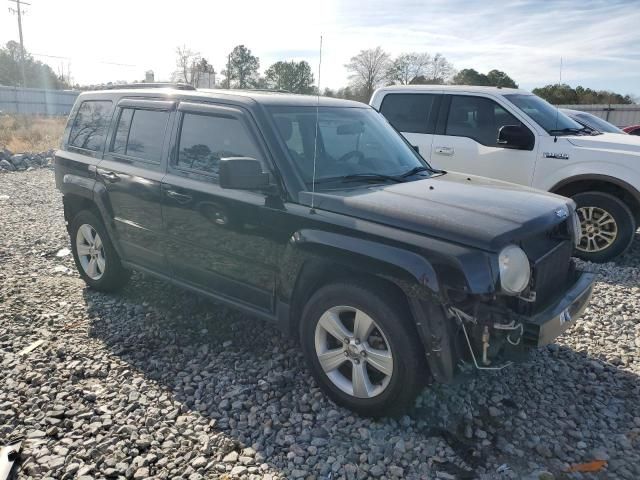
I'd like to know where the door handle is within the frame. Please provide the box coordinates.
[165,189,193,204]
[97,169,120,182]
[434,146,454,156]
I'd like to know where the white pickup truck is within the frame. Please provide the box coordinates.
[371,85,640,262]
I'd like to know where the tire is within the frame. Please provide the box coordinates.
[300,281,427,417]
[69,209,130,291]
[572,191,636,263]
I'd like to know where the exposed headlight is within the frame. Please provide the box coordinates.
[498,245,531,295]
[571,210,582,246]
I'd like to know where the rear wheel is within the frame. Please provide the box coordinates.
[69,210,130,291]
[573,191,636,263]
[300,282,427,417]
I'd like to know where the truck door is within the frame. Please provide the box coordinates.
[377,92,441,161]
[430,94,537,186]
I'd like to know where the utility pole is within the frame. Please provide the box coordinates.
[227,54,231,89]
[8,0,30,87]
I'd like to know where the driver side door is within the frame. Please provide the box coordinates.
[430,94,538,186]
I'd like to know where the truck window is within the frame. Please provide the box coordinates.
[68,100,113,152]
[175,113,262,177]
[110,108,169,163]
[379,93,437,134]
[446,95,526,147]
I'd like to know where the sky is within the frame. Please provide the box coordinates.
[1,0,639,97]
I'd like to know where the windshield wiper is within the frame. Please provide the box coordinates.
[548,127,595,136]
[314,173,406,185]
[400,166,431,178]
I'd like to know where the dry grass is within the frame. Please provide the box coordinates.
[0,115,67,153]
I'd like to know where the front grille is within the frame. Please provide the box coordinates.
[530,240,574,310]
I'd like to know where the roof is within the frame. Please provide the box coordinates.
[78,86,368,108]
[373,85,531,96]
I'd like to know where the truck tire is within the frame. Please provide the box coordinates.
[69,210,130,291]
[300,281,427,417]
[573,191,636,263]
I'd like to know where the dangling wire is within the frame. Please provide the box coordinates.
[310,35,322,214]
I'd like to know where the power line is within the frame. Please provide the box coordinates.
[8,0,30,87]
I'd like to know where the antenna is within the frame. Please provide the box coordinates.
[310,35,322,214]
[553,57,562,142]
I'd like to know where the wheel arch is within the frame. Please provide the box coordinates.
[550,174,640,222]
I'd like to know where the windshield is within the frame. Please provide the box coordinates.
[268,106,431,185]
[574,112,624,134]
[504,94,583,134]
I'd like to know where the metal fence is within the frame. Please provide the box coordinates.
[0,86,79,116]
[559,104,640,128]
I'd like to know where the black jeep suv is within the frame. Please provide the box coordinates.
[55,85,594,416]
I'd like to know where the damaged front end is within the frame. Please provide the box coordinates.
[412,220,595,381]
[449,267,594,371]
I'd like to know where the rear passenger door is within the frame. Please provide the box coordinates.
[378,92,441,160]
[161,102,277,312]
[97,98,174,273]
[430,94,537,185]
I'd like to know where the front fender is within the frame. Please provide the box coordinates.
[279,229,441,303]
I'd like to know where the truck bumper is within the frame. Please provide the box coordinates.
[522,270,595,347]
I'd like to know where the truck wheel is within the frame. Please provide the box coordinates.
[573,191,636,263]
[69,210,130,292]
[300,282,427,417]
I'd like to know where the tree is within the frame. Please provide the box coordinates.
[225,45,260,89]
[265,60,315,94]
[532,84,632,105]
[0,41,69,89]
[429,53,455,84]
[174,45,201,86]
[486,69,518,88]
[452,68,488,86]
[386,52,431,85]
[345,47,391,100]
[452,68,518,88]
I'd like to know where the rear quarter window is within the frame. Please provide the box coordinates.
[68,100,113,152]
[379,93,437,134]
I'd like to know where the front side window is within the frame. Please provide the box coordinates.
[68,100,113,152]
[176,113,261,176]
[110,108,169,163]
[379,93,437,134]
[446,95,526,147]
[269,106,429,184]
[504,94,582,134]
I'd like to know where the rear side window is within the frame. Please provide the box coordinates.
[68,100,113,152]
[379,93,437,134]
[446,95,526,147]
[175,113,261,176]
[110,108,169,163]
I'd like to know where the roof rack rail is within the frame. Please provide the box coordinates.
[99,83,196,91]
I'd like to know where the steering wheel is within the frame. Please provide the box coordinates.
[338,150,365,164]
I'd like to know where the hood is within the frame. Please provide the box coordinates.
[300,172,573,251]
[567,132,640,155]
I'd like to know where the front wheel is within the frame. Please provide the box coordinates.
[300,282,427,417]
[572,191,636,263]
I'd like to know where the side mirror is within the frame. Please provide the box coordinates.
[412,145,420,154]
[219,157,270,190]
[497,125,534,150]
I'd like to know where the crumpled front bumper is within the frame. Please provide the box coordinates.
[521,270,595,347]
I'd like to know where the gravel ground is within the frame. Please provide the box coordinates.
[1,169,639,480]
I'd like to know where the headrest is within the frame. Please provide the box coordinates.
[275,116,293,141]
